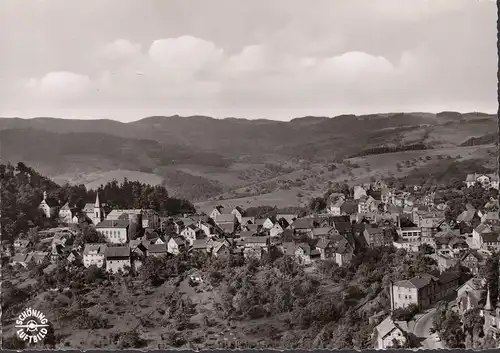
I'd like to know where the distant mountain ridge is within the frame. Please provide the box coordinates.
[0,111,495,201]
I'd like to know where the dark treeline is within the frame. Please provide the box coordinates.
[0,162,195,242]
[349,143,431,158]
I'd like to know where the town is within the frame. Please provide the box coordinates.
[2,162,500,350]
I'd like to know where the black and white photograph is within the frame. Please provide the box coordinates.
[0,0,498,350]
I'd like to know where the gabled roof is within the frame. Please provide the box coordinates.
[292,218,315,229]
[232,206,245,214]
[83,243,107,256]
[241,216,255,225]
[315,238,332,249]
[148,243,168,254]
[340,200,358,215]
[312,227,334,237]
[191,239,209,249]
[394,274,438,289]
[376,316,408,339]
[105,246,130,258]
[481,232,500,243]
[457,209,476,223]
[475,223,492,234]
[215,213,236,223]
[169,237,185,246]
[241,236,269,245]
[96,219,129,228]
[240,230,257,238]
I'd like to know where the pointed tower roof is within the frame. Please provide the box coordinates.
[485,286,492,311]
[95,192,101,208]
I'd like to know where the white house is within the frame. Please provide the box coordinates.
[328,199,344,216]
[83,243,107,268]
[465,173,499,190]
[105,246,131,273]
[231,207,245,223]
[58,202,77,223]
[210,206,224,220]
[374,316,408,349]
[181,224,205,246]
[96,219,129,244]
[167,237,186,255]
[269,223,283,238]
[39,191,59,219]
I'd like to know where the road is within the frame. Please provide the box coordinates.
[412,307,445,349]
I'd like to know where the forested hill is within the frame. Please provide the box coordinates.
[0,162,195,242]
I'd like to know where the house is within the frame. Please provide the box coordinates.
[480,232,500,252]
[190,239,210,254]
[291,218,315,235]
[276,214,297,224]
[243,223,262,233]
[374,316,409,349]
[328,199,345,216]
[181,224,206,246]
[83,193,105,225]
[363,225,392,247]
[167,237,186,255]
[214,213,236,226]
[172,220,185,234]
[482,212,500,225]
[334,239,354,266]
[397,227,421,243]
[105,246,131,273]
[311,227,336,239]
[340,200,358,216]
[456,205,478,224]
[39,191,59,219]
[66,249,82,264]
[294,243,321,265]
[11,253,29,267]
[231,207,246,223]
[210,206,225,220]
[14,239,31,253]
[83,243,107,268]
[419,216,445,238]
[240,217,255,227]
[358,196,379,214]
[239,236,269,259]
[390,273,460,311]
[353,185,367,200]
[129,239,149,257]
[459,249,485,274]
[50,243,65,262]
[456,277,486,316]
[465,173,499,189]
[96,219,129,244]
[269,222,284,238]
[315,238,335,260]
[211,241,231,258]
[147,243,168,258]
[198,221,216,238]
[260,217,275,230]
[390,274,440,310]
[472,223,493,248]
[58,202,78,223]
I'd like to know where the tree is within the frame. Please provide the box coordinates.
[308,197,326,214]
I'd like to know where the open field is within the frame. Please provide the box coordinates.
[52,170,165,189]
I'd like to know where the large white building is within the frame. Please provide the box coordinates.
[465,173,499,190]
[96,219,129,244]
[83,243,107,268]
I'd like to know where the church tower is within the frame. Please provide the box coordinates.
[93,192,103,224]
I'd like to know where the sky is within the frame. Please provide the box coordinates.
[0,0,497,122]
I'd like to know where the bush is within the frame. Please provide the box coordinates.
[391,304,419,322]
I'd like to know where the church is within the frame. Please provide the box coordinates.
[82,193,106,225]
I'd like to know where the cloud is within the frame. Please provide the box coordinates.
[148,36,224,77]
[27,71,92,102]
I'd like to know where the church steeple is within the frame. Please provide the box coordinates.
[485,286,492,312]
[95,192,101,207]
[94,192,103,224]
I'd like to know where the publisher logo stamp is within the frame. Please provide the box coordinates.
[15,308,49,343]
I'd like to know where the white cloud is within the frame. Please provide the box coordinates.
[27,71,92,102]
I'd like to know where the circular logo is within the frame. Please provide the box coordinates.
[15,308,49,344]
